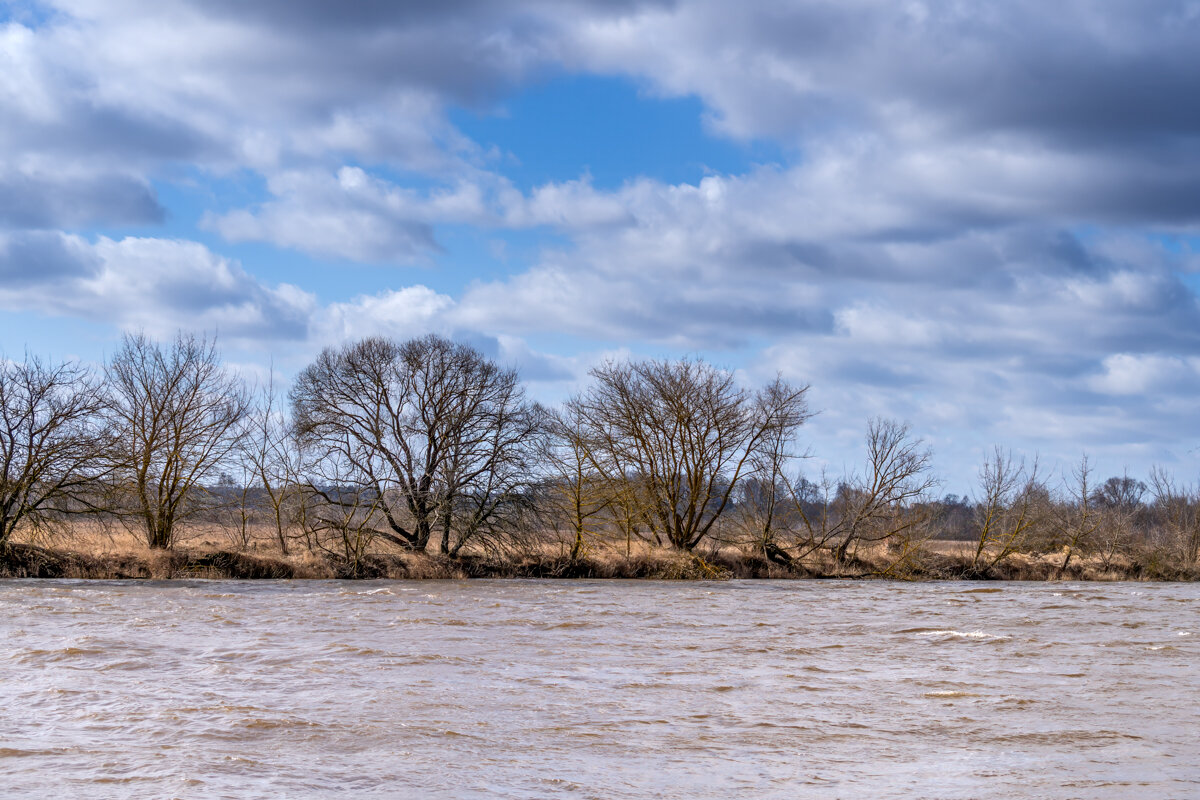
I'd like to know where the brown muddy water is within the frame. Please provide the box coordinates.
[1,581,1196,800]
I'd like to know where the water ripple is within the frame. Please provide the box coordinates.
[0,579,1196,799]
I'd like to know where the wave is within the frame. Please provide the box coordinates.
[912,629,1007,640]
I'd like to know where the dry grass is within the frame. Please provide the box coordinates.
[2,524,1197,581]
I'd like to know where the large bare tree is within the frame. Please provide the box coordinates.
[106,332,249,549]
[564,359,810,551]
[0,355,110,547]
[291,334,540,554]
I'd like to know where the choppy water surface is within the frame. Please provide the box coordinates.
[1,580,1197,799]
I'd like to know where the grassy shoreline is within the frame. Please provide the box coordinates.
[3,537,1197,582]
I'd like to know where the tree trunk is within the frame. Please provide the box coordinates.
[274,506,289,555]
[413,518,431,551]
[834,535,853,564]
[148,521,171,549]
[764,541,794,568]
[439,508,452,555]
[1056,545,1075,580]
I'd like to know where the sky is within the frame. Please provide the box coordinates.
[2,0,1200,493]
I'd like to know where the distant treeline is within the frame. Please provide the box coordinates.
[2,331,1198,579]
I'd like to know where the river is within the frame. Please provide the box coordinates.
[1,580,1196,799]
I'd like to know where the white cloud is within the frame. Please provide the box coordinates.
[4,0,1200,484]
[0,233,315,342]
[1089,353,1200,396]
[312,286,456,345]
[206,169,442,264]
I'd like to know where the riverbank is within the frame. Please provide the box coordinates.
[3,538,1197,581]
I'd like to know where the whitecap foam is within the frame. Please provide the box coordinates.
[916,629,1005,640]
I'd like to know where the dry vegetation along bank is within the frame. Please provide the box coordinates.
[4,332,1199,582]
[2,526,1195,582]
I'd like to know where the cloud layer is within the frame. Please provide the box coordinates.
[3,0,1200,483]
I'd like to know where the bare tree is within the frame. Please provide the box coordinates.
[759,419,936,570]
[0,355,111,547]
[295,449,384,573]
[1092,474,1147,511]
[292,337,428,551]
[291,334,540,555]
[1051,455,1102,578]
[436,398,544,557]
[1086,472,1148,570]
[732,391,810,563]
[565,360,810,551]
[106,332,250,549]
[969,448,1045,575]
[240,370,304,554]
[540,405,617,559]
[1148,467,1200,566]
[837,419,938,563]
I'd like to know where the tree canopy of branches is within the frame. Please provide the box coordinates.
[749,418,937,570]
[563,359,810,551]
[1092,474,1148,511]
[0,355,110,547]
[11,325,1200,581]
[541,404,618,560]
[238,372,305,554]
[1051,455,1104,578]
[106,332,250,549]
[969,448,1045,575]
[290,334,541,554]
[1149,467,1200,566]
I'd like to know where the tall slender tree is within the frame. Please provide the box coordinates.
[106,332,249,549]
